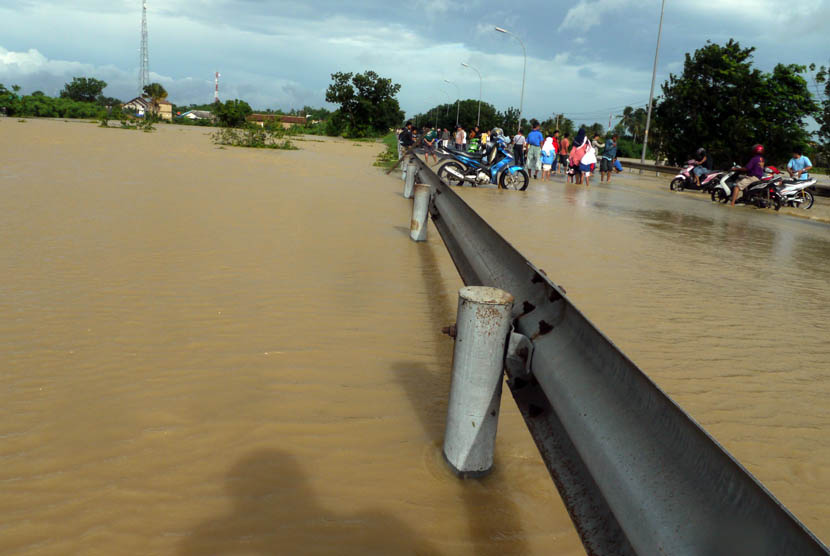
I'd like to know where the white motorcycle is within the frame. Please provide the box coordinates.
[771,177,817,210]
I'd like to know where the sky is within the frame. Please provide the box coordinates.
[1,0,828,125]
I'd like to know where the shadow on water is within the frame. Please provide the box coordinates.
[178,449,441,556]
[390,238,530,556]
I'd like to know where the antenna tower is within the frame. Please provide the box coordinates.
[214,72,221,103]
[139,1,150,94]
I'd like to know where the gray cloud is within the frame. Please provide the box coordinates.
[1,0,828,124]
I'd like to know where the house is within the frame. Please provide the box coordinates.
[246,114,308,129]
[179,110,214,121]
[122,97,174,121]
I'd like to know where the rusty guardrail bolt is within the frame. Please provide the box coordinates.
[441,324,457,338]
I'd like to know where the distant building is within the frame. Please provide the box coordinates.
[179,110,214,121]
[247,114,308,128]
[122,97,173,121]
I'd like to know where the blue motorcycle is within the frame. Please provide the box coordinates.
[436,135,529,191]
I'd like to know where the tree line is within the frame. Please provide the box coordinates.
[404,40,829,170]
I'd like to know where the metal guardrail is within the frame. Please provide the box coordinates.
[404,155,829,556]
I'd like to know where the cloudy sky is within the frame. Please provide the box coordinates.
[1,0,828,124]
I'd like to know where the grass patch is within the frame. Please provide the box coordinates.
[373,132,399,169]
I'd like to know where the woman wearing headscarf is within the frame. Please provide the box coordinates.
[540,135,556,180]
[568,128,588,184]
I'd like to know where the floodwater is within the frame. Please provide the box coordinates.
[0,119,827,554]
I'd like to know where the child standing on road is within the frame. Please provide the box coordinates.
[541,136,556,181]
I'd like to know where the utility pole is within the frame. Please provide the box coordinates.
[640,0,666,170]
[461,62,482,128]
[495,27,526,136]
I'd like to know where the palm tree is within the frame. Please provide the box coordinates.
[142,83,168,118]
[621,106,634,139]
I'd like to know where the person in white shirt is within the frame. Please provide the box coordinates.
[580,139,598,187]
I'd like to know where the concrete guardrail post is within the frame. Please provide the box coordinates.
[443,286,514,477]
[401,154,409,182]
[409,184,430,242]
[403,157,416,199]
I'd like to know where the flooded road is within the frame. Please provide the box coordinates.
[1,119,827,554]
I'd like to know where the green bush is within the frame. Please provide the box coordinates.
[211,124,298,150]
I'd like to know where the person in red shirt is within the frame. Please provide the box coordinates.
[551,130,561,175]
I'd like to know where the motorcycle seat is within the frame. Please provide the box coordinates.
[447,147,486,158]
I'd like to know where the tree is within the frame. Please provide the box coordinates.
[325,70,404,137]
[584,122,605,138]
[214,99,253,127]
[654,40,817,166]
[811,64,830,170]
[498,107,520,134]
[412,99,500,132]
[142,82,168,118]
[60,77,107,103]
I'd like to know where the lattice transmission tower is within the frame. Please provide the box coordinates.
[139,1,150,94]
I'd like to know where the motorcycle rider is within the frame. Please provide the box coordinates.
[692,147,713,188]
[730,144,765,206]
[787,147,813,181]
[398,121,414,150]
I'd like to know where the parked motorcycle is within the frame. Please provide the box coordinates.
[670,160,723,192]
[710,166,780,207]
[436,134,529,190]
[771,177,816,210]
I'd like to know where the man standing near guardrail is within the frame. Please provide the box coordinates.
[526,121,544,179]
[399,121,414,150]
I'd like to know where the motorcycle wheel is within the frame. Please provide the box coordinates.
[711,188,728,203]
[670,178,684,191]
[773,197,782,211]
[437,161,465,187]
[500,169,529,191]
[798,190,814,210]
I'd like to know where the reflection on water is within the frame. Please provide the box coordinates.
[0,120,827,554]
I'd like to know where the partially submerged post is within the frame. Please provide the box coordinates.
[403,157,416,198]
[443,286,514,477]
[409,184,430,242]
[401,155,409,182]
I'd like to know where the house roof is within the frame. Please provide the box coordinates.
[181,110,214,119]
[123,97,150,108]
[122,97,172,108]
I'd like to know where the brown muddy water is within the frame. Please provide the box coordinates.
[0,119,827,554]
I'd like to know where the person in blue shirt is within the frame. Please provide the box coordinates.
[600,135,618,183]
[525,121,544,179]
[787,147,813,181]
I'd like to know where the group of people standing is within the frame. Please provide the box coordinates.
[399,119,625,187]
[512,121,622,186]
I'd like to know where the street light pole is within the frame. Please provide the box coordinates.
[444,79,460,128]
[640,0,666,170]
[495,26,526,136]
[461,62,482,128]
